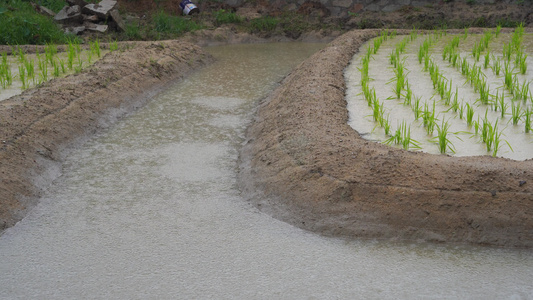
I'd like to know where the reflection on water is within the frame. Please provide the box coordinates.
[0,43,532,299]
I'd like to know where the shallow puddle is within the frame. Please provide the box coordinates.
[0,43,532,299]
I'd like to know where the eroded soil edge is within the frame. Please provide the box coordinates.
[239,29,533,248]
[0,40,211,230]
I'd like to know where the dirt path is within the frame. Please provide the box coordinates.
[239,29,533,248]
[0,40,211,229]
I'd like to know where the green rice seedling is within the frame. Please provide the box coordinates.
[450,88,460,112]
[404,84,413,106]
[464,27,468,39]
[497,91,508,118]
[511,23,524,51]
[511,101,523,125]
[492,56,501,75]
[461,57,470,76]
[90,39,101,58]
[484,51,490,69]
[466,102,475,126]
[18,65,26,90]
[434,119,456,154]
[385,121,420,150]
[479,80,490,105]
[110,40,119,52]
[23,57,34,81]
[48,43,58,65]
[451,53,459,67]
[40,61,48,83]
[524,107,532,133]
[521,80,530,101]
[382,114,392,136]
[503,61,514,91]
[422,100,437,135]
[517,52,528,75]
[412,96,423,120]
[495,24,502,37]
[52,60,60,78]
[17,47,26,65]
[5,65,12,87]
[491,128,511,157]
[87,51,92,65]
[503,43,512,61]
[474,118,480,135]
[482,118,497,151]
[75,56,83,74]
[372,97,382,122]
[458,102,465,119]
[59,59,65,74]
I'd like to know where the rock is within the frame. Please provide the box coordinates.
[82,0,117,19]
[83,14,99,22]
[64,26,86,35]
[109,9,126,32]
[66,0,88,8]
[84,22,108,33]
[31,3,56,17]
[54,5,83,24]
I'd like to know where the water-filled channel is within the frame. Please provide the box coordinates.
[0,43,532,299]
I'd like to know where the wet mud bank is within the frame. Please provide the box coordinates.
[239,29,533,248]
[0,40,211,229]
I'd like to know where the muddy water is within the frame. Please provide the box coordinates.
[1,43,532,299]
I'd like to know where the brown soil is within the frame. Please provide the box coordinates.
[239,29,533,248]
[0,40,211,229]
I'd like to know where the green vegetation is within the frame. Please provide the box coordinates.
[214,9,243,25]
[153,11,203,35]
[0,0,75,44]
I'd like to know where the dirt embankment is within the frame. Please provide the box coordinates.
[0,40,211,230]
[239,29,533,248]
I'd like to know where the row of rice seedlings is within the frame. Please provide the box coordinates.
[515,49,528,75]
[385,121,420,150]
[471,31,493,62]
[0,52,13,89]
[432,119,456,154]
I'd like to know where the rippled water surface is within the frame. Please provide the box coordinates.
[1,43,532,299]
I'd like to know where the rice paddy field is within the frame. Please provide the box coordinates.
[0,39,115,101]
[345,25,533,160]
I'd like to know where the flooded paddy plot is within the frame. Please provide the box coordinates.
[0,40,113,101]
[345,27,533,160]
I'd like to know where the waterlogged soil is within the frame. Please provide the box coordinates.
[240,28,533,248]
[0,40,211,229]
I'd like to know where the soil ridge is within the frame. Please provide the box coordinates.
[239,29,533,248]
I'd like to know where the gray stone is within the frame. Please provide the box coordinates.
[109,9,126,32]
[398,0,411,5]
[382,4,402,12]
[84,22,108,33]
[332,0,353,8]
[83,14,99,22]
[31,3,56,17]
[54,5,83,24]
[365,3,380,11]
[82,0,117,19]
[64,26,86,35]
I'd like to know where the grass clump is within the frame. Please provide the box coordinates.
[214,9,243,25]
[249,16,279,32]
[153,11,203,35]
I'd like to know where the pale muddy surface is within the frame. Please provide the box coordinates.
[346,32,533,160]
[0,43,532,299]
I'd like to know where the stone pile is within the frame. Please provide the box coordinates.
[37,0,126,35]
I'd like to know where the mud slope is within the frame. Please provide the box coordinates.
[0,40,211,229]
[239,29,533,248]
